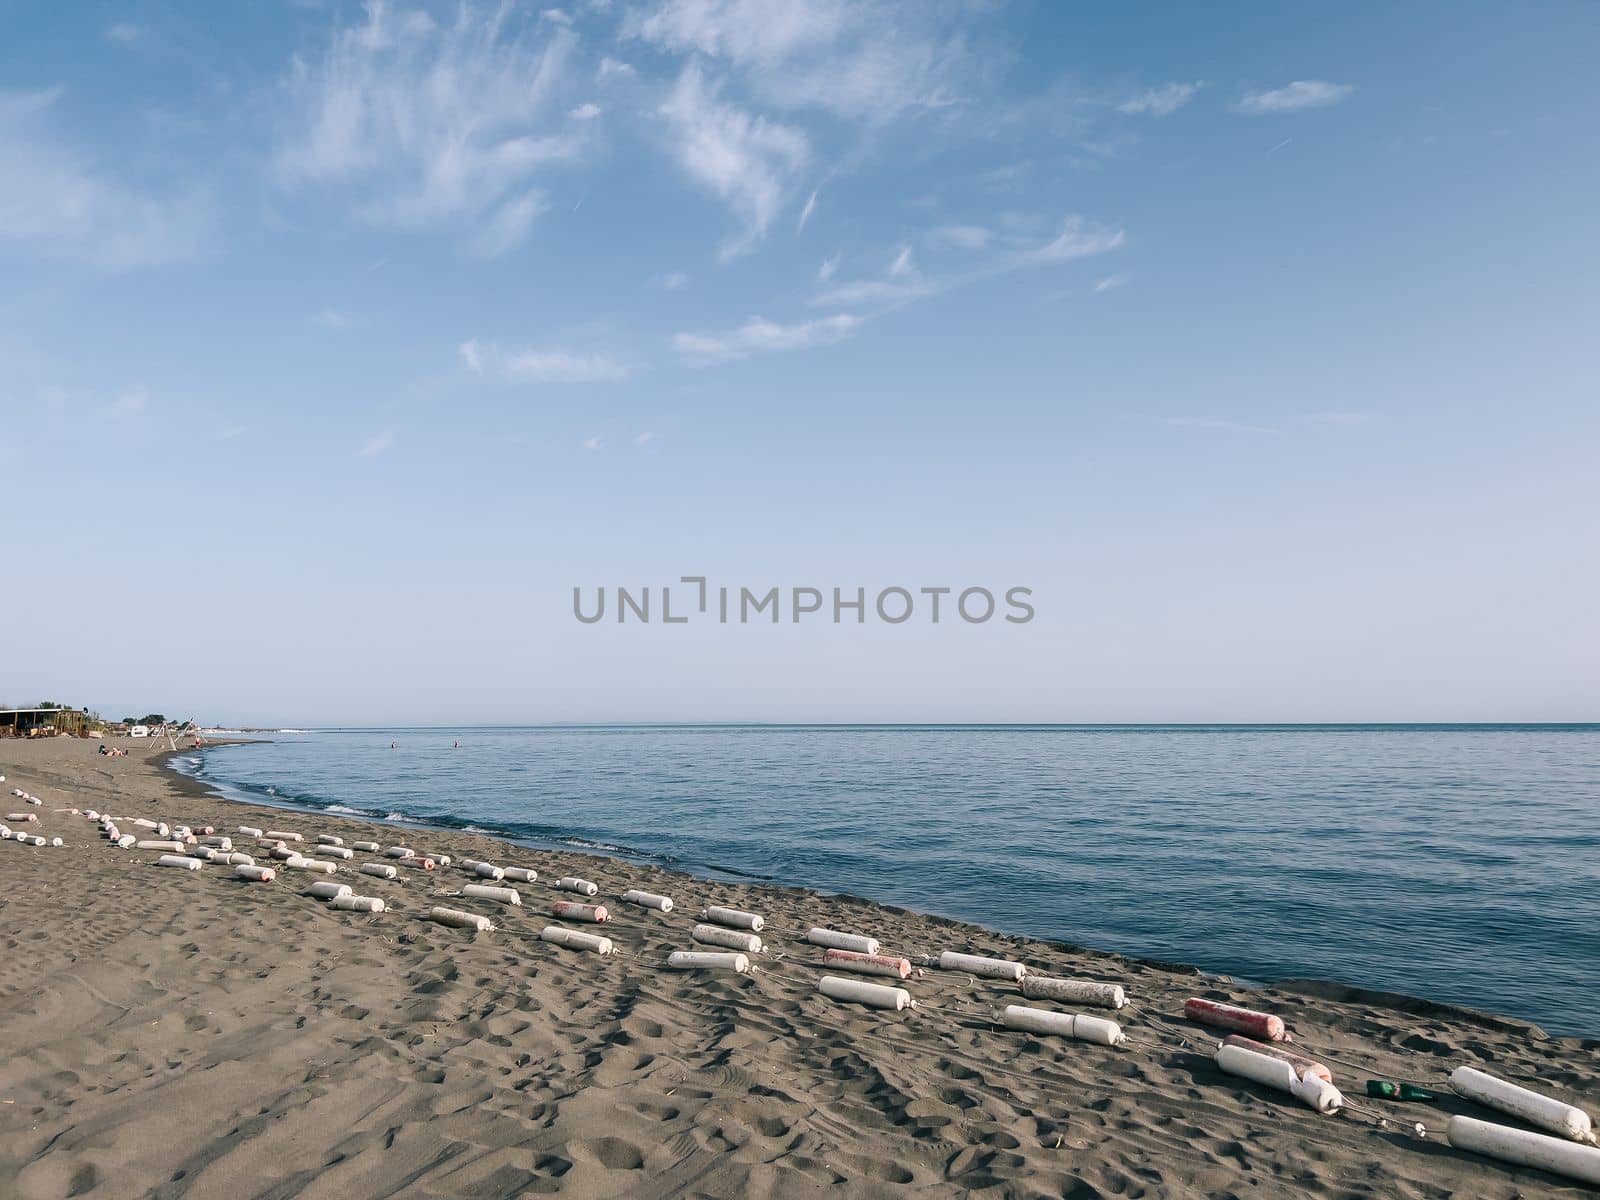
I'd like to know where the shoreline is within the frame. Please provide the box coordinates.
[166,741,1581,1044]
[3,736,1597,1198]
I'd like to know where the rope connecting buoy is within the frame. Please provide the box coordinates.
[824,948,912,979]
[541,926,615,955]
[309,881,353,900]
[1222,1035,1332,1083]
[1450,1066,1594,1142]
[692,924,763,954]
[1215,1044,1342,1113]
[1022,976,1126,1010]
[463,883,521,906]
[623,889,674,912]
[1185,998,1288,1042]
[360,863,398,880]
[556,876,599,896]
[430,906,494,932]
[806,928,879,955]
[667,951,751,973]
[818,975,914,1011]
[939,951,1026,982]
[235,864,276,882]
[704,906,764,931]
[332,895,385,913]
[1001,1005,1127,1046]
[1447,1115,1600,1184]
[552,900,608,923]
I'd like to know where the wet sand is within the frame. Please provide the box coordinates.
[1,736,1596,1198]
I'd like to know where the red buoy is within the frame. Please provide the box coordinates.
[1184,997,1288,1042]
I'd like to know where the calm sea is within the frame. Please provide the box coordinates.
[172,724,1600,1036]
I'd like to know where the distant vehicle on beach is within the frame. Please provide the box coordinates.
[129,725,149,739]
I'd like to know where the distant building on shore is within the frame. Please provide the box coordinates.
[0,707,90,738]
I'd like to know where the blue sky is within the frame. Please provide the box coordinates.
[3,1,1597,725]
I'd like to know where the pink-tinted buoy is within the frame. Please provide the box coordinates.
[1185,998,1288,1042]
[552,900,608,923]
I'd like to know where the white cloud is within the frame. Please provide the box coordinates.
[887,244,915,278]
[1093,272,1130,293]
[630,0,969,122]
[458,338,485,373]
[569,102,602,120]
[652,270,690,289]
[929,224,992,250]
[505,350,630,383]
[1162,416,1278,435]
[1234,81,1354,115]
[359,429,395,457]
[674,312,861,365]
[216,425,249,441]
[108,385,149,417]
[797,188,818,231]
[1117,81,1203,117]
[0,89,214,269]
[635,431,658,445]
[656,64,809,258]
[1023,216,1126,264]
[315,307,352,329]
[582,434,603,449]
[104,23,142,44]
[817,253,839,281]
[597,56,635,80]
[273,2,582,255]
[542,7,574,24]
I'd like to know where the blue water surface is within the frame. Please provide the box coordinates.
[172,724,1600,1036]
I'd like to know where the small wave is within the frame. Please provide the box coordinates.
[325,805,363,816]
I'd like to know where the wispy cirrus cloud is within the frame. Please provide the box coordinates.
[1093,272,1130,293]
[0,89,215,269]
[1234,80,1354,115]
[273,2,582,256]
[674,313,861,366]
[1117,81,1204,117]
[656,64,809,258]
[459,338,629,382]
[358,429,396,457]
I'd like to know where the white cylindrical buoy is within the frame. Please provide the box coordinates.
[191,846,220,862]
[116,834,136,848]
[226,852,255,866]
[6,813,38,823]
[48,837,63,847]
[360,862,398,880]
[398,855,436,870]
[201,836,233,850]
[1450,1066,1594,1143]
[541,926,614,954]
[806,928,880,955]
[819,975,913,1011]
[257,838,288,850]
[1022,976,1126,1010]
[668,950,750,973]
[238,826,264,838]
[1221,1035,1332,1083]
[1001,1005,1127,1046]
[623,889,672,912]
[332,895,385,913]
[290,857,338,874]
[704,906,763,931]
[556,876,599,896]
[236,864,276,882]
[352,840,381,852]
[321,846,354,860]
[309,881,353,900]
[1447,1115,1600,1185]
[473,862,505,880]
[316,835,345,847]
[156,854,203,871]
[136,839,185,852]
[270,846,300,861]
[132,818,159,829]
[552,900,608,923]
[264,831,303,842]
[825,949,912,979]
[384,846,415,859]
[463,883,521,906]
[938,951,1026,982]
[692,924,762,954]
[430,906,493,932]
[503,867,538,883]
[1216,1044,1342,1113]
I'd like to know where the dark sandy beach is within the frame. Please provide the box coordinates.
[1,736,1596,1198]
